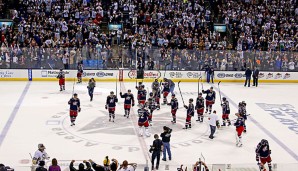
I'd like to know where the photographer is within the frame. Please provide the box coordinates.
[150,134,163,170]
[160,126,172,161]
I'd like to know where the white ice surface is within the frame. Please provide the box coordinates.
[0,81,298,171]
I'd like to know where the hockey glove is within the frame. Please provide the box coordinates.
[184,105,188,109]
[78,107,81,112]
[105,105,108,109]
[132,103,135,107]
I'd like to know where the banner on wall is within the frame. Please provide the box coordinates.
[127,70,161,79]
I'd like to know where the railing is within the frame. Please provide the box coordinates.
[0,46,297,72]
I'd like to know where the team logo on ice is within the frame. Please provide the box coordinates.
[46,105,206,150]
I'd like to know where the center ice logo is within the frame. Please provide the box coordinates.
[46,105,207,150]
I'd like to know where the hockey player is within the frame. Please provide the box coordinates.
[153,87,161,110]
[32,144,50,165]
[120,90,135,118]
[234,113,245,147]
[162,81,170,105]
[239,101,248,132]
[151,79,160,97]
[183,98,195,129]
[139,85,147,105]
[147,93,157,125]
[202,87,216,114]
[77,63,83,83]
[106,91,118,122]
[68,93,81,126]
[138,104,150,137]
[56,69,65,91]
[221,97,231,126]
[168,94,178,123]
[163,78,175,95]
[195,93,205,122]
[256,139,272,171]
[135,82,143,105]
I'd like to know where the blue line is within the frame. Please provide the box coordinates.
[0,82,31,148]
[213,86,298,161]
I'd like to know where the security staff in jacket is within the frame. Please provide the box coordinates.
[253,67,260,87]
[244,67,252,87]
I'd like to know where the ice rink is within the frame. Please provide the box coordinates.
[0,80,298,171]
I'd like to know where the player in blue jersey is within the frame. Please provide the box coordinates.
[138,104,150,137]
[256,139,272,171]
[183,98,194,129]
[162,81,170,105]
[68,93,81,126]
[105,91,118,122]
[234,113,245,147]
[168,94,179,124]
[221,97,231,126]
[120,89,135,118]
[202,87,216,114]
[195,93,205,122]
[147,92,157,125]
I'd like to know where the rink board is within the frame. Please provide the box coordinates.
[0,69,298,83]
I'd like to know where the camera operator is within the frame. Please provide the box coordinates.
[160,126,172,161]
[150,134,163,170]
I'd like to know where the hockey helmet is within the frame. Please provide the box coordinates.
[38,143,45,150]
[210,87,213,90]
[141,85,145,88]
[222,97,226,101]
[149,92,153,96]
[128,89,131,92]
[261,139,268,145]
[198,93,202,96]
[138,82,142,85]
[155,79,158,82]
[172,94,176,97]
[242,101,246,106]
[110,91,114,94]
[163,78,168,81]
[213,110,217,114]
[189,98,194,102]
[60,68,63,71]
[73,93,78,96]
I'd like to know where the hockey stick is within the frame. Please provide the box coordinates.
[218,81,222,104]
[201,152,205,162]
[198,76,202,94]
[116,74,118,99]
[72,77,75,97]
[178,81,185,106]
[48,63,53,70]
[199,76,204,90]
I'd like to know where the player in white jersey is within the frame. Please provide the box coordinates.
[31,144,50,170]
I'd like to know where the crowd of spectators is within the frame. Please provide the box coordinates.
[0,0,297,71]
